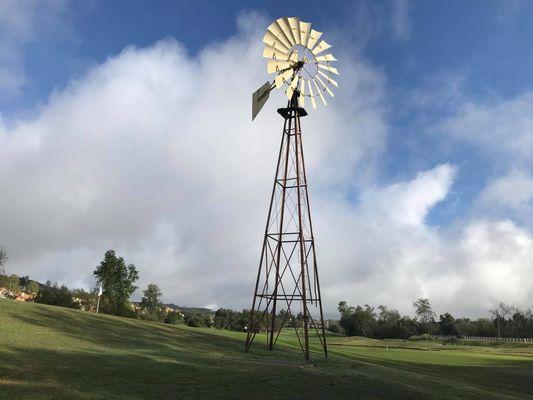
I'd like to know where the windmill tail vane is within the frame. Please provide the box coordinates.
[247,17,339,360]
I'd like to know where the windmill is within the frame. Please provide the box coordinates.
[246,17,339,360]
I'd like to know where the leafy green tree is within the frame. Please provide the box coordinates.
[93,250,139,317]
[5,274,20,291]
[413,298,436,333]
[0,247,7,275]
[438,313,457,336]
[164,311,184,325]
[184,312,212,327]
[35,283,79,309]
[338,301,377,337]
[140,283,162,315]
[26,281,40,295]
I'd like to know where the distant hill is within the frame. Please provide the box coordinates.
[164,303,213,314]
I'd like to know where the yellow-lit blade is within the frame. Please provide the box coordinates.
[306,29,323,51]
[289,48,298,64]
[276,18,295,46]
[307,80,317,109]
[267,60,292,74]
[288,17,301,44]
[286,75,299,100]
[299,78,306,107]
[263,44,289,60]
[311,40,331,56]
[275,69,293,88]
[315,75,334,98]
[299,21,311,47]
[267,21,292,49]
[317,63,340,75]
[316,54,337,62]
[262,30,291,52]
[318,70,338,87]
[313,79,327,105]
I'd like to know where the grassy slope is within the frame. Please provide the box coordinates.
[1,300,533,400]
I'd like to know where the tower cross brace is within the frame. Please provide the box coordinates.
[245,94,327,360]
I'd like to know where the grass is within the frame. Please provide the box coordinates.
[1,299,533,399]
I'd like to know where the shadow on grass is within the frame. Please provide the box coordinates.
[4,304,533,399]
[329,346,533,399]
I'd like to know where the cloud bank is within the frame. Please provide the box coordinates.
[1,12,532,317]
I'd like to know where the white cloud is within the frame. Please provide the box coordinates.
[441,92,533,164]
[476,170,533,226]
[2,12,532,318]
[0,12,387,311]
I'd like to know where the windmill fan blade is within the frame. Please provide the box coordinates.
[307,29,323,51]
[266,21,293,50]
[286,75,299,100]
[311,40,331,56]
[313,79,327,105]
[299,21,311,47]
[275,69,293,88]
[252,81,272,121]
[317,64,340,75]
[299,78,306,107]
[316,54,337,62]
[276,18,296,46]
[289,49,298,63]
[267,60,292,74]
[315,75,334,98]
[288,17,301,44]
[262,30,291,52]
[307,80,317,109]
[318,70,338,87]
[263,44,289,60]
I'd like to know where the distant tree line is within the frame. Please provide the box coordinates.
[337,299,533,339]
[3,246,533,338]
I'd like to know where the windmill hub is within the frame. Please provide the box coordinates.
[251,17,339,121]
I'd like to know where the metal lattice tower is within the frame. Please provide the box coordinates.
[245,94,327,360]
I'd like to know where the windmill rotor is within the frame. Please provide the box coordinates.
[252,17,340,120]
[246,17,335,360]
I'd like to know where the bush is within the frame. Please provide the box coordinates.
[409,333,434,341]
[184,312,212,327]
[164,311,184,325]
[35,283,79,309]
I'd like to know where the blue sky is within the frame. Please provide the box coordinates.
[1,1,533,316]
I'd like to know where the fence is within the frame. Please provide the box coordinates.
[461,336,533,343]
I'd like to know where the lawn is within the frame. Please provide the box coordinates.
[1,299,533,399]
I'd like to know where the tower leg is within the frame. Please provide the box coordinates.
[245,103,327,359]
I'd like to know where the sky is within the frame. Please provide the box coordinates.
[1,0,533,318]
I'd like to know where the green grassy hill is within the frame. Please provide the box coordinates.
[1,299,533,399]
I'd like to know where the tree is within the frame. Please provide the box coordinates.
[35,283,79,309]
[93,250,139,317]
[413,298,436,333]
[164,311,184,325]
[438,313,457,336]
[140,284,162,315]
[337,301,377,337]
[490,302,513,338]
[184,312,212,327]
[0,247,7,275]
[26,281,40,295]
[6,275,20,292]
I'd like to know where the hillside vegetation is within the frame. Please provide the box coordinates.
[1,299,533,399]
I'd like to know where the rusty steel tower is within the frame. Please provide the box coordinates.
[246,17,339,359]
